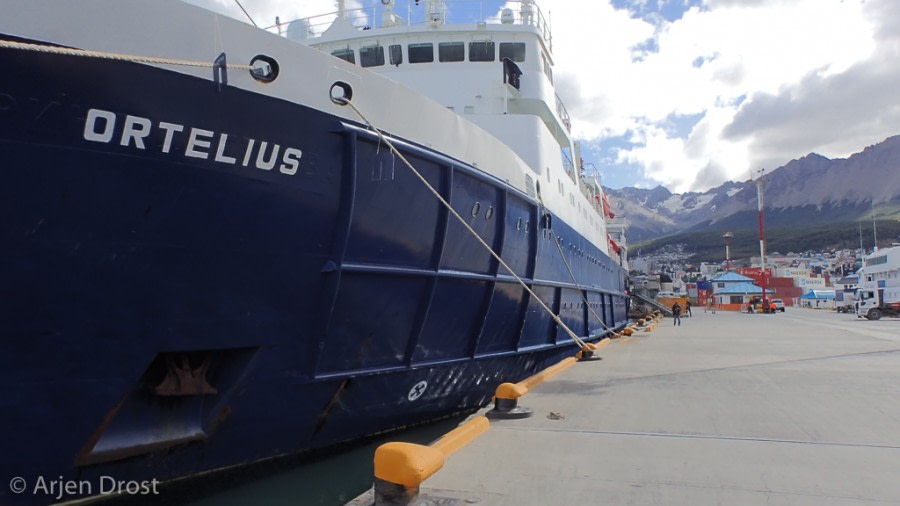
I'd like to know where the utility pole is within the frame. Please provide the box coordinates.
[859,221,864,255]
[754,169,768,310]
[872,200,878,252]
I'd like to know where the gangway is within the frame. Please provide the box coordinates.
[631,291,673,316]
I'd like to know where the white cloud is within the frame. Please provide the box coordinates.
[550,0,890,192]
[184,0,897,194]
[183,0,360,30]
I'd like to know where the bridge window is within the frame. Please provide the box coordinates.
[438,42,465,62]
[409,43,434,63]
[389,44,403,65]
[331,48,355,64]
[469,41,495,62]
[360,45,384,68]
[499,42,526,62]
[541,52,553,83]
[562,146,574,180]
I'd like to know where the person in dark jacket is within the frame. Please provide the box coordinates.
[672,302,682,326]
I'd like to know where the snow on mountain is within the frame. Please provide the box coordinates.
[604,135,900,243]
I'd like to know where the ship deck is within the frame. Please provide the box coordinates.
[359,307,900,505]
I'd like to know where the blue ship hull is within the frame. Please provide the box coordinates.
[0,37,627,504]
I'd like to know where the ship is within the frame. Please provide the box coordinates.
[0,0,629,503]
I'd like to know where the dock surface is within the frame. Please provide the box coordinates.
[419,309,900,505]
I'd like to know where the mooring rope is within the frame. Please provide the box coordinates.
[0,39,254,70]
[549,228,616,335]
[338,98,590,351]
[2,34,601,349]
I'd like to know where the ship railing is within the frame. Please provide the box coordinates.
[578,171,602,215]
[555,93,571,133]
[606,218,628,236]
[269,1,552,49]
[561,148,575,177]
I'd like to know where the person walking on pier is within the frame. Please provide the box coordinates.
[672,302,682,326]
[685,300,692,317]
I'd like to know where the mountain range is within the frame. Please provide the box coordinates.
[605,135,900,258]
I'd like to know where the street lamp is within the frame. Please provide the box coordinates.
[722,232,733,272]
[755,169,768,309]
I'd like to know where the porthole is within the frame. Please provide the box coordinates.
[471,202,481,217]
[485,206,494,220]
[516,217,522,231]
[249,55,279,82]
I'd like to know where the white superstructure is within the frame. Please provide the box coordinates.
[281,0,620,261]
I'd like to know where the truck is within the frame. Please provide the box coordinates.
[856,245,900,320]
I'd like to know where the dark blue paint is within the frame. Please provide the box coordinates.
[0,38,628,504]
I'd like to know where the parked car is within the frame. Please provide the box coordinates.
[772,299,785,312]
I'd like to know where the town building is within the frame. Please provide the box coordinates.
[797,290,837,309]
[710,272,774,311]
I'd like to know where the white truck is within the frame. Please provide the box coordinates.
[856,245,900,320]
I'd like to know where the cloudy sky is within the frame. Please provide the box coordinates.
[189,0,899,193]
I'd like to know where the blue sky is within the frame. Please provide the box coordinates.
[191,0,900,193]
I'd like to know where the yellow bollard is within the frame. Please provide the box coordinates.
[373,417,490,505]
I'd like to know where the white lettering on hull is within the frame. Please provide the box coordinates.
[83,108,302,175]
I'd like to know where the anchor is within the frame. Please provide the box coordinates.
[153,355,218,396]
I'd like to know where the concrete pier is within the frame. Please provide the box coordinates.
[415,309,900,505]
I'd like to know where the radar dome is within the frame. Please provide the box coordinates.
[286,19,312,42]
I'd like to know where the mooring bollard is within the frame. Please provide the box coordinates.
[372,417,490,505]
[488,356,580,419]
[487,382,532,419]
[576,342,602,361]
[373,443,443,506]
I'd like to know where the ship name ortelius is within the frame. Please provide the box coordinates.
[83,108,303,175]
